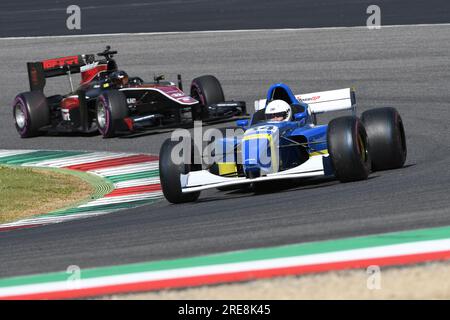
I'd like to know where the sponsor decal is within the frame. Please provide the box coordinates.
[298,96,321,102]
[61,109,71,121]
[43,56,79,70]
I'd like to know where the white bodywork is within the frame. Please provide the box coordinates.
[254,87,356,115]
[181,154,328,193]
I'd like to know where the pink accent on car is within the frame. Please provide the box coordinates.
[122,85,198,105]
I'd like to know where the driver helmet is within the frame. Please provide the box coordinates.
[265,100,292,122]
[110,70,129,87]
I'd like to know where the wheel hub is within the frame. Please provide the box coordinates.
[14,104,26,129]
[97,102,106,129]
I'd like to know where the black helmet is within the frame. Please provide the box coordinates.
[110,70,129,87]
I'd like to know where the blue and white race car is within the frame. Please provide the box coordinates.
[159,83,407,203]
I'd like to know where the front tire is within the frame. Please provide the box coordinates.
[13,91,50,138]
[190,75,225,120]
[205,126,246,191]
[159,139,202,203]
[361,107,407,171]
[327,116,371,182]
[96,90,128,138]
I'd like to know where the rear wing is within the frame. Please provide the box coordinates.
[254,88,356,115]
[27,54,93,92]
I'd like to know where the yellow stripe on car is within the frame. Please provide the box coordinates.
[309,149,329,156]
[217,162,238,176]
[242,133,279,173]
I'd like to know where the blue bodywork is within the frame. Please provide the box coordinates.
[217,83,330,177]
[251,83,328,151]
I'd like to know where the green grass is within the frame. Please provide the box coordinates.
[0,166,93,224]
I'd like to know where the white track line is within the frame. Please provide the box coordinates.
[1,23,450,41]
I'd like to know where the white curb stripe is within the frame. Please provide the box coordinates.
[114,178,160,189]
[1,238,450,298]
[79,193,163,207]
[24,153,135,168]
[91,162,159,176]
[0,210,115,228]
[0,150,37,158]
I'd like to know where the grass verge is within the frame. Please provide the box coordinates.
[0,165,93,224]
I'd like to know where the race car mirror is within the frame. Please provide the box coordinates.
[177,74,183,91]
[294,113,307,121]
[236,119,248,128]
[154,74,165,82]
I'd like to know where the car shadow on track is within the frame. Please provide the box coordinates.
[42,131,100,138]
[219,164,415,199]
[163,165,414,205]
[194,176,359,204]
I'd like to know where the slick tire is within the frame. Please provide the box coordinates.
[96,90,128,138]
[361,107,407,171]
[13,91,50,138]
[191,75,225,120]
[327,116,371,182]
[159,139,202,204]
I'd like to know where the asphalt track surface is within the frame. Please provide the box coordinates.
[0,24,449,277]
[1,0,450,37]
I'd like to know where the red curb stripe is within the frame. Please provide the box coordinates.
[64,155,158,171]
[5,249,450,300]
[0,224,43,232]
[105,184,162,197]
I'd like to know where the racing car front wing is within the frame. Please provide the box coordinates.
[181,154,333,193]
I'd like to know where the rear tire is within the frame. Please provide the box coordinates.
[13,91,50,138]
[327,116,371,182]
[159,139,202,203]
[190,75,225,120]
[361,107,407,171]
[96,90,128,138]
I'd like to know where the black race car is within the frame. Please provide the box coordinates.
[13,46,247,138]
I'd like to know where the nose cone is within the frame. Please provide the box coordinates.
[242,125,280,176]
